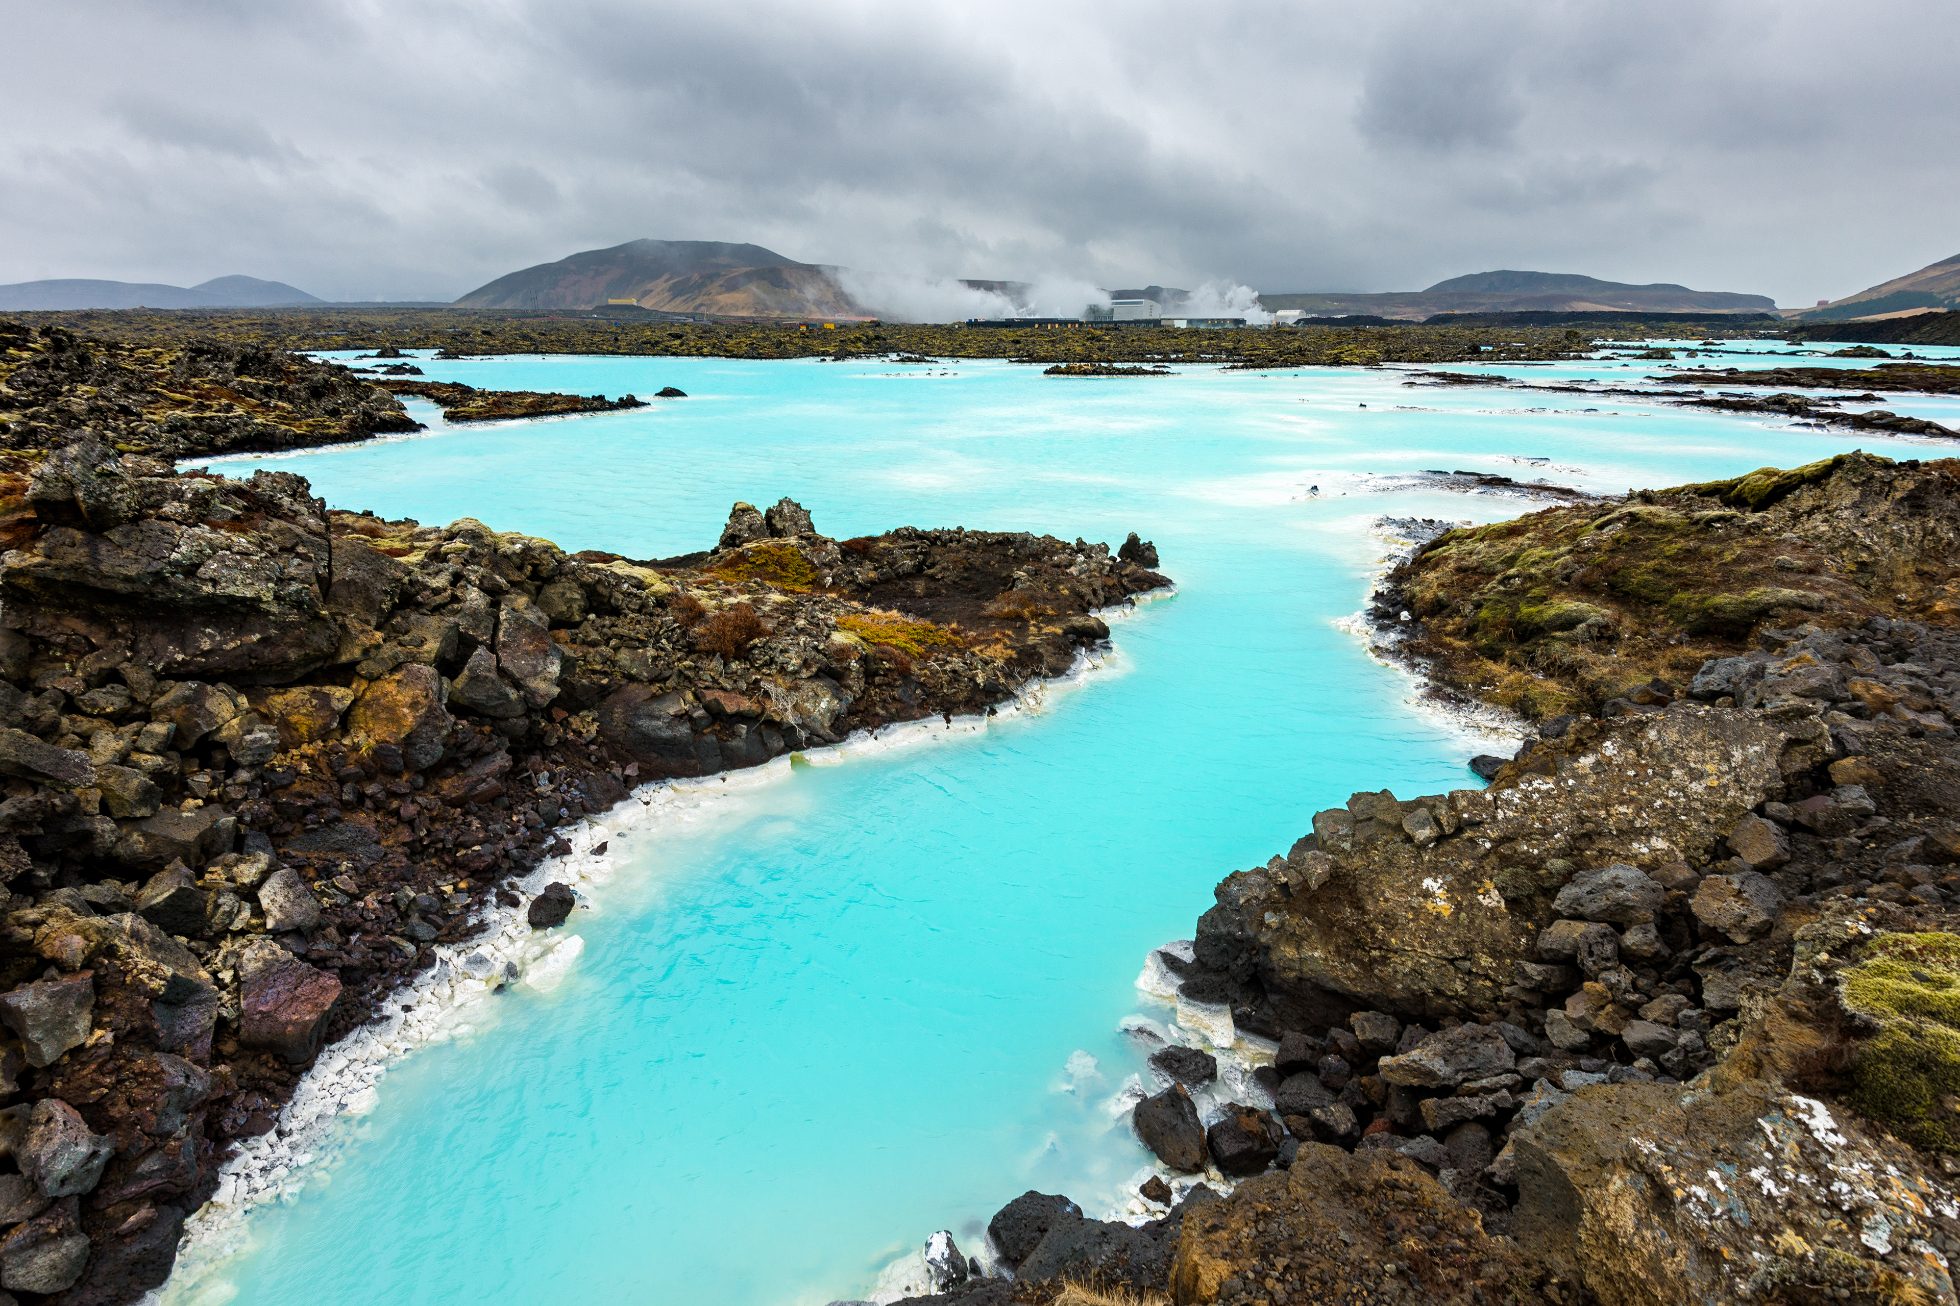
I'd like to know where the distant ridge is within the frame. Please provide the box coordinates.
[1802,253,1960,322]
[1260,269,1775,320]
[455,239,868,319]
[0,275,322,311]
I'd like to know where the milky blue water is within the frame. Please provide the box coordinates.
[165,342,1954,1306]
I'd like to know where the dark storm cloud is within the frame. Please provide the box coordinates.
[0,0,1954,304]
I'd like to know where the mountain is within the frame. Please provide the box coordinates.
[0,275,321,310]
[455,239,868,319]
[1260,269,1776,320]
[188,275,323,306]
[1802,253,1960,322]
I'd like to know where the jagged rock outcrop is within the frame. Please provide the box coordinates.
[1192,701,1799,1018]
[1377,452,1960,718]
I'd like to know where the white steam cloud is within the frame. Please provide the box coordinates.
[836,268,1272,325]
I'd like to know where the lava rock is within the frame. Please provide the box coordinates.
[718,502,768,549]
[1206,1104,1283,1177]
[1133,1084,1207,1173]
[1378,1023,1516,1089]
[1551,863,1664,926]
[1727,814,1791,870]
[527,881,577,929]
[923,1230,968,1290]
[986,1191,1080,1267]
[1692,872,1785,943]
[0,974,94,1068]
[1118,532,1160,568]
[136,866,209,937]
[1149,1044,1218,1086]
[237,942,342,1063]
[257,866,323,934]
[19,1099,113,1197]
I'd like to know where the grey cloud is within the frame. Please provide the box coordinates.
[0,0,1955,305]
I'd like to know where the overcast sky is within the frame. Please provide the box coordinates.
[2,0,1954,305]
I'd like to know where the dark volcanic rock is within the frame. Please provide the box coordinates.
[19,1099,114,1198]
[985,1190,1080,1268]
[527,882,577,929]
[1148,1043,1218,1086]
[0,973,94,1068]
[1206,1103,1283,1177]
[1132,1084,1207,1173]
[237,942,342,1064]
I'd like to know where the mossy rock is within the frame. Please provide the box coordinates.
[1676,587,1825,637]
[1518,599,1605,636]
[1840,932,1960,1153]
[709,539,821,592]
[1687,454,1852,512]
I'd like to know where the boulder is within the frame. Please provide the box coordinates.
[1272,1072,1335,1118]
[1194,704,1790,1018]
[527,882,576,930]
[136,866,208,937]
[115,804,234,870]
[1378,1024,1515,1089]
[149,681,246,748]
[1726,814,1791,870]
[449,647,524,718]
[1172,1143,1557,1305]
[763,497,815,537]
[18,1099,112,1197]
[1133,1084,1207,1173]
[0,973,93,1068]
[1691,872,1784,943]
[718,502,768,550]
[598,686,709,774]
[1017,1208,1181,1291]
[495,603,563,709]
[237,942,341,1064]
[1149,1044,1218,1087]
[256,866,322,935]
[95,763,161,818]
[1206,1104,1282,1177]
[1550,863,1663,926]
[1511,1078,1958,1306]
[0,727,94,789]
[0,1207,90,1295]
[24,435,141,529]
[251,684,356,747]
[349,663,452,772]
[0,1173,46,1226]
[923,1230,967,1291]
[1118,532,1160,568]
[987,1191,1080,1267]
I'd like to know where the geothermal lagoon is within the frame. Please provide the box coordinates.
[159,343,1950,1305]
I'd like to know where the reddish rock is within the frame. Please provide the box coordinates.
[237,943,341,1064]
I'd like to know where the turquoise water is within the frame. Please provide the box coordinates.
[165,346,1952,1306]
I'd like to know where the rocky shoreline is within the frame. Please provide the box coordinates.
[374,378,670,422]
[0,318,1168,1302]
[882,454,1960,1306]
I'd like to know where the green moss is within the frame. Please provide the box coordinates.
[837,611,964,658]
[1517,599,1604,636]
[1840,932,1960,1154]
[1686,455,1852,512]
[1675,586,1823,636]
[709,540,822,592]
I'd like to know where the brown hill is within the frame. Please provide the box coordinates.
[1803,252,1960,322]
[455,239,868,320]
